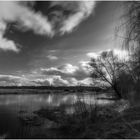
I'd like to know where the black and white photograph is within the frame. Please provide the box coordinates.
[0,0,140,139]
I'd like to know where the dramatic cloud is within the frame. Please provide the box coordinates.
[50,1,96,34]
[0,21,19,52]
[32,75,69,86]
[0,1,53,52]
[0,49,128,86]
[60,1,96,34]
[32,76,93,87]
[0,1,53,35]
[40,64,79,76]
[0,62,95,86]
[0,1,96,52]
[32,63,93,86]
[41,63,90,80]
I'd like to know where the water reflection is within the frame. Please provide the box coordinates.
[0,106,20,137]
[0,93,114,107]
[0,93,115,115]
[0,93,116,137]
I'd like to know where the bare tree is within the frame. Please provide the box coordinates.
[124,2,140,49]
[124,2,140,96]
[89,50,129,99]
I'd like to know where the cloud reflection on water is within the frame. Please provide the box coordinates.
[0,93,114,107]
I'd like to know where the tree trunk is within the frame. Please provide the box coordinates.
[112,85,122,99]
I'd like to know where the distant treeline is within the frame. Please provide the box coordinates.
[0,86,110,92]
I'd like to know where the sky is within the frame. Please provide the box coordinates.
[0,1,126,86]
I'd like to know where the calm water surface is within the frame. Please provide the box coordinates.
[0,92,114,137]
[0,93,114,112]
